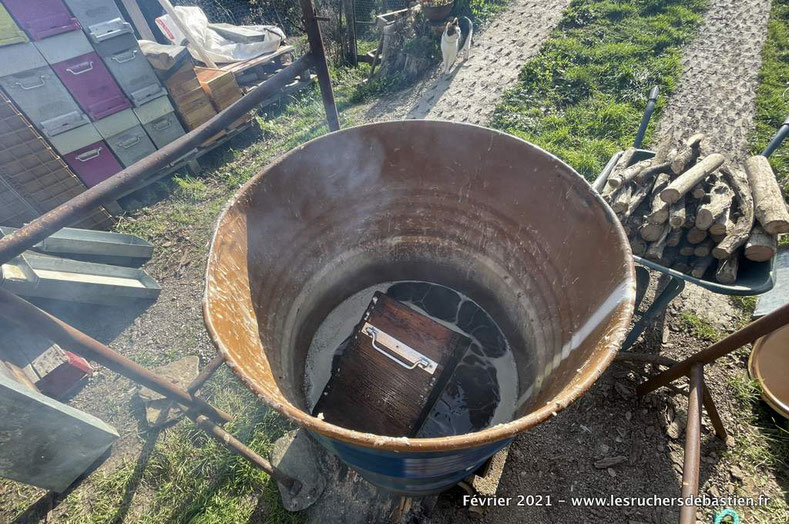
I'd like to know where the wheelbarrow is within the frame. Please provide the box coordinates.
[593,87,789,349]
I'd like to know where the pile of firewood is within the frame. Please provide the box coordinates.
[602,134,789,284]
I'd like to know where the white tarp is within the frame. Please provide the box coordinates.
[155,6,285,64]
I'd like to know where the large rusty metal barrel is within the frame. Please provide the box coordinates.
[203,121,635,494]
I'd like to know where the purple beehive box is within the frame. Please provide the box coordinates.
[52,52,131,121]
[62,140,122,187]
[3,0,80,40]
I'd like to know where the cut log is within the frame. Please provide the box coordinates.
[713,164,754,259]
[605,147,637,191]
[624,214,644,238]
[745,155,789,235]
[685,133,705,149]
[686,227,708,244]
[661,154,725,204]
[669,196,686,229]
[645,172,672,224]
[695,181,733,230]
[744,224,777,262]
[640,222,669,242]
[691,255,714,279]
[623,175,657,218]
[691,183,707,199]
[609,159,653,188]
[630,237,647,257]
[611,184,632,214]
[708,209,731,236]
[645,225,671,261]
[672,256,691,274]
[716,253,739,284]
[679,243,696,257]
[635,161,671,185]
[666,229,683,248]
[693,239,713,257]
[711,232,727,243]
[670,134,704,174]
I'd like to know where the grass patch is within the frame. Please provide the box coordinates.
[750,0,789,190]
[492,0,708,180]
[726,373,789,522]
[679,311,720,341]
[730,295,758,316]
[53,369,303,524]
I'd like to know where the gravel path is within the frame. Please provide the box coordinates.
[354,0,571,124]
[655,0,772,330]
[655,0,772,162]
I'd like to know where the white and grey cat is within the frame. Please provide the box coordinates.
[440,16,473,75]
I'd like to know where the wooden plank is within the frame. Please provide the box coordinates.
[219,46,295,75]
[313,292,470,437]
[119,0,155,40]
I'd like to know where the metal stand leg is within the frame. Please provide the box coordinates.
[634,266,650,309]
[679,364,703,524]
[623,276,685,349]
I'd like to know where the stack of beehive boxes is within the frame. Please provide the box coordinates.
[0,0,187,190]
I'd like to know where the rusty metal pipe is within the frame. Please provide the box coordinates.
[637,302,789,397]
[616,353,726,439]
[0,56,313,265]
[187,354,225,394]
[187,411,300,492]
[0,287,231,424]
[679,364,704,524]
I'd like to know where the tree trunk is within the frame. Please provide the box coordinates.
[744,224,777,262]
[745,155,789,235]
[708,209,731,236]
[669,196,686,228]
[695,181,733,230]
[661,154,725,204]
[609,158,653,188]
[686,227,708,244]
[713,164,754,259]
[716,253,739,284]
[693,238,713,257]
[691,255,714,279]
[645,172,672,224]
[605,147,637,191]
[666,229,683,248]
[669,133,704,174]
[640,222,669,242]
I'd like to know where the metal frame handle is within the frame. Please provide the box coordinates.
[634,85,660,149]
[118,135,141,149]
[112,49,138,64]
[363,324,437,374]
[152,118,173,131]
[762,115,789,158]
[66,61,94,75]
[15,76,46,90]
[76,147,102,162]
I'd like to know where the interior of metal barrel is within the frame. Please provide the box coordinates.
[203,120,636,452]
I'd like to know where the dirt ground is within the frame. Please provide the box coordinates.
[2,0,786,522]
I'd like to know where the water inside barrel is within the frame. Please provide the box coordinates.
[305,281,518,437]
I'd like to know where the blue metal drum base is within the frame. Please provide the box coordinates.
[311,432,512,495]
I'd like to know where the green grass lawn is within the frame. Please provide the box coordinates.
[491,0,707,180]
[750,0,789,189]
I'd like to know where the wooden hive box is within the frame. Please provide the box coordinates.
[313,292,471,437]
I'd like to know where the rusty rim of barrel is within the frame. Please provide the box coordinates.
[203,121,636,452]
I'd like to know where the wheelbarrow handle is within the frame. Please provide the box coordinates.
[633,86,660,149]
[761,115,789,158]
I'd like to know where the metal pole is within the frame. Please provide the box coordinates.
[0,57,312,265]
[187,354,225,394]
[616,353,726,439]
[0,288,232,424]
[187,411,301,492]
[637,301,789,397]
[300,0,341,131]
[157,0,218,68]
[762,116,789,157]
[633,86,659,149]
[679,364,703,524]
